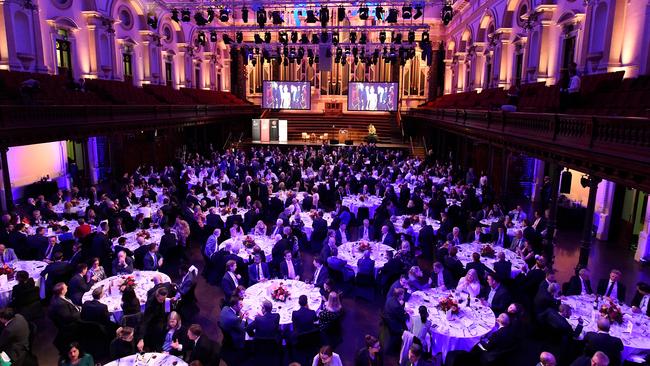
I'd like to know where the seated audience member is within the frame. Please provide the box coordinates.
[467,226,489,243]
[539,303,583,340]
[248,252,270,286]
[430,262,455,290]
[0,308,30,366]
[112,251,134,275]
[186,324,220,365]
[483,273,511,316]
[68,263,92,306]
[219,296,246,353]
[280,250,302,280]
[292,294,318,335]
[631,282,650,316]
[466,252,491,282]
[355,334,383,366]
[538,352,557,366]
[143,243,163,271]
[312,345,343,366]
[583,318,623,366]
[221,259,242,300]
[534,282,561,319]
[246,300,281,340]
[474,313,517,364]
[492,252,512,282]
[567,268,594,296]
[9,270,41,320]
[48,282,81,328]
[597,269,626,303]
[110,327,137,360]
[160,311,187,356]
[400,343,433,366]
[492,226,511,248]
[81,286,111,327]
[457,268,481,297]
[570,351,610,366]
[121,287,141,317]
[0,243,18,264]
[312,257,329,288]
[60,342,94,366]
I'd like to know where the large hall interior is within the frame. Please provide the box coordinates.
[0,0,649,365]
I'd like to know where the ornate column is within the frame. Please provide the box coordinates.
[594,180,615,240]
[82,12,103,78]
[472,44,485,90]
[149,34,163,85]
[493,29,512,88]
[578,174,602,269]
[24,0,47,72]
[139,31,152,84]
[175,43,187,87]
[0,146,13,211]
[532,5,556,82]
[635,196,650,262]
[543,162,561,265]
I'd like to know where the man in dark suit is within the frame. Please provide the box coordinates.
[112,250,134,275]
[384,288,409,336]
[466,226,489,243]
[246,300,281,340]
[492,252,512,282]
[187,324,220,365]
[221,259,241,300]
[205,207,225,231]
[280,250,302,280]
[400,343,434,366]
[41,252,73,297]
[291,295,317,335]
[492,226,511,248]
[132,239,150,270]
[567,268,594,296]
[158,228,178,258]
[248,253,270,286]
[81,286,111,326]
[484,273,511,316]
[48,282,81,329]
[90,222,112,268]
[334,223,349,245]
[444,246,465,281]
[531,211,547,235]
[416,222,436,259]
[0,308,30,366]
[311,257,329,288]
[9,271,42,321]
[534,282,561,319]
[143,243,163,271]
[224,208,243,232]
[430,262,455,290]
[597,269,626,303]
[310,212,329,252]
[219,296,246,366]
[357,250,376,277]
[380,225,396,248]
[466,252,493,282]
[357,219,375,241]
[630,282,650,317]
[68,263,92,305]
[475,313,518,365]
[539,304,583,341]
[583,318,624,366]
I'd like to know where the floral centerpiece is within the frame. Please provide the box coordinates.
[118,275,136,293]
[357,240,372,252]
[0,264,14,277]
[243,235,256,249]
[437,295,460,314]
[600,301,624,324]
[221,206,232,215]
[411,215,420,224]
[136,230,151,240]
[359,195,367,202]
[271,283,290,302]
[480,245,496,258]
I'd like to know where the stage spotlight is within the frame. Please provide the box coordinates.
[338,6,346,22]
[197,31,206,46]
[297,47,305,59]
[386,8,398,23]
[352,47,358,57]
[254,34,263,44]
[350,31,357,43]
[194,11,208,26]
[402,6,412,19]
[181,9,191,22]
[359,33,367,44]
[241,6,249,23]
[291,31,298,43]
[332,32,339,46]
[375,6,384,20]
[272,11,283,24]
[413,6,423,20]
[314,55,319,63]
[204,8,214,23]
[283,57,288,66]
[320,6,329,27]
[421,30,430,42]
[300,33,309,44]
[251,57,257,66]
[222,33,233,44]
[279,32,288,45]
[306,10,318,23]
[308,49,314,58]
[379,31,386,44]
[393,32,402,44]
[441,2,453,25]
[171,9,180,22]
[320,31,329,43]
[236,32,243,43]
[408,31,415,43]
[256,8,267,28]
[341,56,347,66]
[311,33,320,44]
[358,7,369,20]
[219,9,229,22]
[210,31,218,42]
[264,32,271,43]
[308,57,314,66]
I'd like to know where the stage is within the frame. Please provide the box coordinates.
[244,139,411,149]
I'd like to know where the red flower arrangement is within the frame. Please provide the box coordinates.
[119,275,136,293]
[600,301,624,324]
[221,207,232,215]
[136,230,151,240]
[357,240,372,252]
[359,195,367,202]
[0,264,14,277]
[480,245,496,258]
[271,283,291,302]
[411,215,420,224]
[437,295,460,314]
[243,235,256,249]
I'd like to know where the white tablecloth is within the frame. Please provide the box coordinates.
[479,218,520,237]
[342,195,382,218]
[133,187,163,200]
[29,220,87,236]
[393,216,440,243]
[336,241,393,274]
[104,352,187,366]
[125,203,163,218]
[219,235,276,262]
[0,261,47,308]
[456,244,525,278]
[564,295,650,361]
[405,288,496,359]
[112,229,166,252]
[242,279,322,325]
[52,199,90,216]
[82,271,170,322]
[296,212,333,240]
[270,191,307,204]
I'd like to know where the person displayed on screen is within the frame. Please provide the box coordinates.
[367,86,378,110]
[377,85,386,109]
[280,85,291,109]
[290,85,298,107]
[387,85,396,110]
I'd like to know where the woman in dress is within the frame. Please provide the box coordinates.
[312,345,343,366]
[318,291,342,330]
[88,257,106,282]
[59,342,94,366]
[409,306,433,354]
[456,268,481,297]
[253,220,267,236]
[355,334,383,366]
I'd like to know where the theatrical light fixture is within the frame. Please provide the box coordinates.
[408,30,415,43]
[358,6,369,20]
[236,32,243,43]
[210,31,217,42]
[314,55,319,64]
[320,31,329,43]
[402,6,412,19]
[222,33,232,44]
[171,9,180,23]
[272,11,284,25]
[254,34,263,43]
[338,6,346,22]
[264,32,271,43]
[279,31,288,45]
[393,32,402,44]
[350,31,357,43]
[352,46,358,56]
[194,11,208,26]
[291,31,298,43]
[181,9,191,22]
[197,31,206,46]
[375,6,384,20]
[256,8,267,28]
[441,2,453,25]
[241,6,249,23]
[421,30,430,42]
[332,32,339,46]
[206,8,215,23]
[300,33,309,44]
[320,6,330,27]
[379,31,386,44]
[359,33,367,44]
[386,8,398,23]
[413,6,423,20]
[306,10,318,23]
[219,9,229,22]
[311,33,320,44]
[251,57,257,66]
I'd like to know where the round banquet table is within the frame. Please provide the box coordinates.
[133,187,164,199]
[104,352,187,366]
[0,261,47,308]
[218,208,249,223]
[405,288,496,359]
[270,191,307,204]
[52,199,90,217]
[112,228,166,252]
[479,218,520,237]
[336,241,394,275]
[29,219,86,236]
[563,295,650,361]
[82,271,171,322]
[297,212,333,240]
[456,243,526,278]
[219,235,276,262]
[392,216,440,243]
[125,203,163,218]
[342,195,382,218]
[242,279,322,325]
